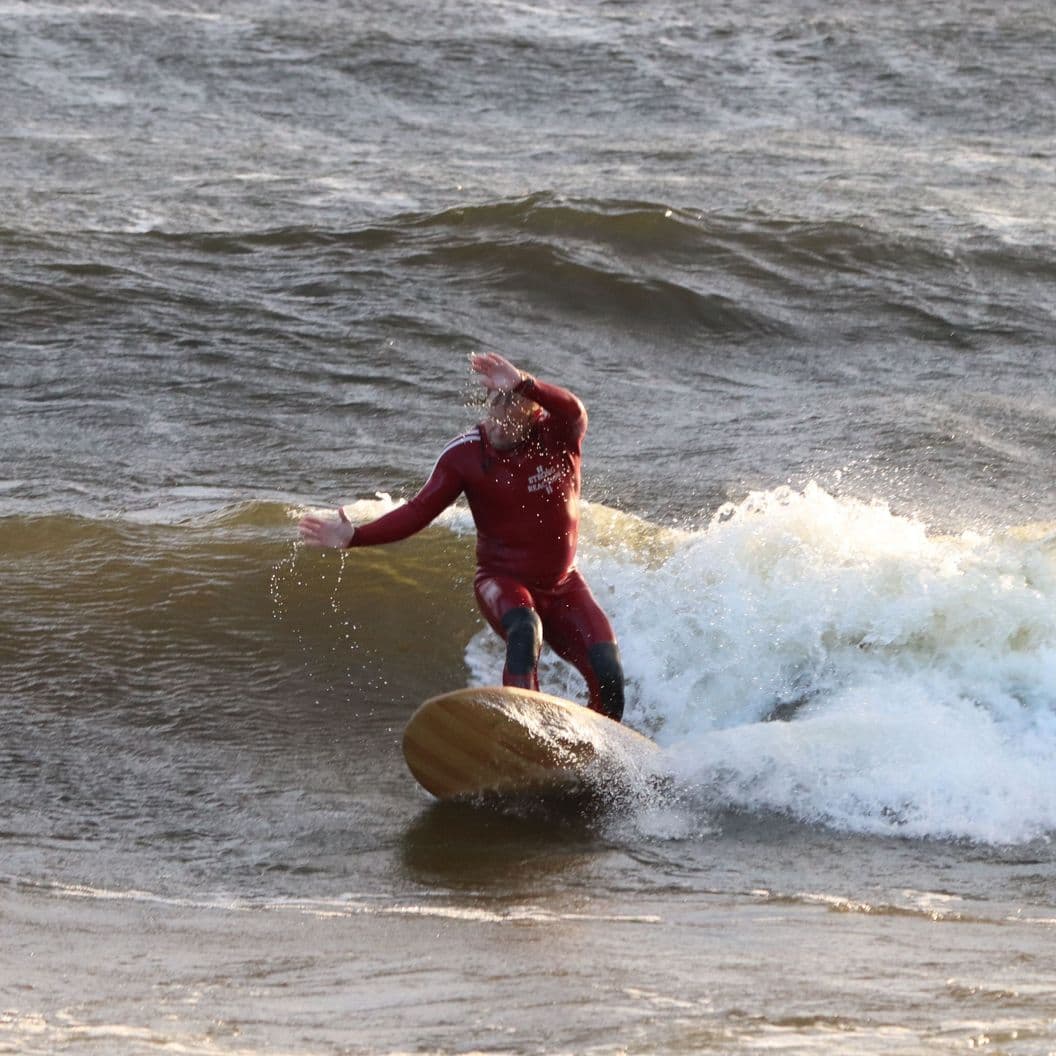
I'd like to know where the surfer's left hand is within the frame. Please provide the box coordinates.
[471,352,524,393]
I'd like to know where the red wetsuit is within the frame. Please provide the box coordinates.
[348,376,622,717]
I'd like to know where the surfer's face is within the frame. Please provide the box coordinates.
[482,390,537,450]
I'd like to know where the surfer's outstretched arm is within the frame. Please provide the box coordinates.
[298,452,465,549]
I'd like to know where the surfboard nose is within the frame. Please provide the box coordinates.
[402,686,659,802]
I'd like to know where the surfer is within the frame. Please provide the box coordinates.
[298,352,625,722]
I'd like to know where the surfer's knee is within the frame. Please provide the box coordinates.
[588,641,624,722]
[501,606,542,676]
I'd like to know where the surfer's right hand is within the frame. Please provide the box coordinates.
[298,507,356,549]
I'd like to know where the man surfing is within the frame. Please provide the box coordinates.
[298,352,625,722]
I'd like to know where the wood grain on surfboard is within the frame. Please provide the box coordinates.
[402,686,659,800]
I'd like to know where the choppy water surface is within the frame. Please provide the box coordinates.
[2,1,1055,1053]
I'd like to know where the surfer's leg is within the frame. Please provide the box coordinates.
[473,574,542,691]
[539,573,625,722]
[500,607,543,689]
[584,641,625,722]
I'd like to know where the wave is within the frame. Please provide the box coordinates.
[17,192,1048,343]
[126,192,1054,273]
[5,486,1056,842]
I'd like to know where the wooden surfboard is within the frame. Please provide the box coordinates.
[402,686,660,801]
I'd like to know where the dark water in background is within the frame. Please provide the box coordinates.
[3,1,1056,1053]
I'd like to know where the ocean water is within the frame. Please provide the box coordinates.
[2,1,1056,1053]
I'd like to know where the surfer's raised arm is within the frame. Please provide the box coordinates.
[471,351,586,439]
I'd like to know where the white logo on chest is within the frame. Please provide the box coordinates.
[527,463,564,495]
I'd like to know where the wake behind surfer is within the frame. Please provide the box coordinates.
[298,352,625,722]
